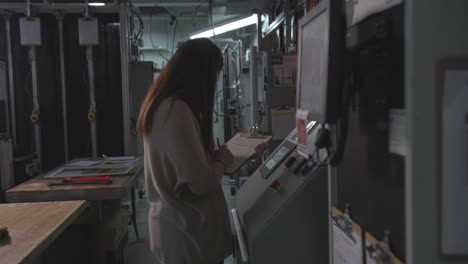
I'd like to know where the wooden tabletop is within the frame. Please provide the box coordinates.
[5,166,143,203]
[0,201,88,264]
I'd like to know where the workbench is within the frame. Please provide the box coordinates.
[4,163,144,263]
[6,163,142,229]
[5,173,140,203]
[0,201,88,264]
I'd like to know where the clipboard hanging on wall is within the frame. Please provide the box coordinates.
[365,231,403,264]
[331,206,364,264]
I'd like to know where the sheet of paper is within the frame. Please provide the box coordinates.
[22,183,46,187]
[65,160,103,167]
[108,156,135,161]
[44,166,133,179]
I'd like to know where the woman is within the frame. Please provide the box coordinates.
[138,38,234,264]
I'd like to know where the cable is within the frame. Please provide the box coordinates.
[23,70,32,98]
[136,12,144,40]
[172,18,178,55]
[329,72,354,167]
[149,6,156,48]
[209,0,215,38]
[157,51,170,62]
[128,0,144,51]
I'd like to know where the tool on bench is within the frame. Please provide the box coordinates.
[48,176,112,186]
[0,224,8,240]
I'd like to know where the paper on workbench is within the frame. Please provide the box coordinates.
[108,156,136,161]
[45,157,142,178]
[65,160,103,167]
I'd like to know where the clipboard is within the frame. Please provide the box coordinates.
[224,133,272,175]
[331,207,364,264]
[365,232,403,264]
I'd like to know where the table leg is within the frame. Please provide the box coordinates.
[131,187,140,240]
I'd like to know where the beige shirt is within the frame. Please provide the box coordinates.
[144,98,232,264]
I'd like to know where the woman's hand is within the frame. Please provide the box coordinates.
[213,145,234,169]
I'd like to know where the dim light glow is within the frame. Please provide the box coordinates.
[190,14,258,39]
[88,2,106,6]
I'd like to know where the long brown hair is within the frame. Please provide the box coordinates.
[137,38,223,155]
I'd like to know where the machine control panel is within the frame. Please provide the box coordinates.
[285,156,297,168]
[292,158,308,175]
[300,161,317,176]
[260,140,296,179]
[284,153,320,177]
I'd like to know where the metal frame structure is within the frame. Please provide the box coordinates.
[2,13,16,144]
[0,2,132,167]
[249,46,259,127]
[0,3,121,14]
[119,5,131,156]
[56,12,69,161]
[29,47,42,169]
[85,46,98,158]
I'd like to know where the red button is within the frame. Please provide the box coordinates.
[271,180,283,192]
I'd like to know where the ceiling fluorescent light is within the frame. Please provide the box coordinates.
[88,2,106,6]
[190,14,258,39]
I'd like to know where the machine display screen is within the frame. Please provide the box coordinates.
[299,10,329,122]
[265,146,290,170]
[265,159,277,170]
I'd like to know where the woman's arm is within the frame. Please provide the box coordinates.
[165,100,225,195]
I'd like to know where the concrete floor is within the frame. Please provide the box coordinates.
[124,176,236,264]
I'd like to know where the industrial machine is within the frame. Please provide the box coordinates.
[231,0,345,262]
[232,121,329,263]
[212,39,244,144]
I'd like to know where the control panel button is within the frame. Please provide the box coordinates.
[270,180,284,193]
[301,165,312,175]
[293,159,308,175]
[301,162,318,176]
[285,157,297,168]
